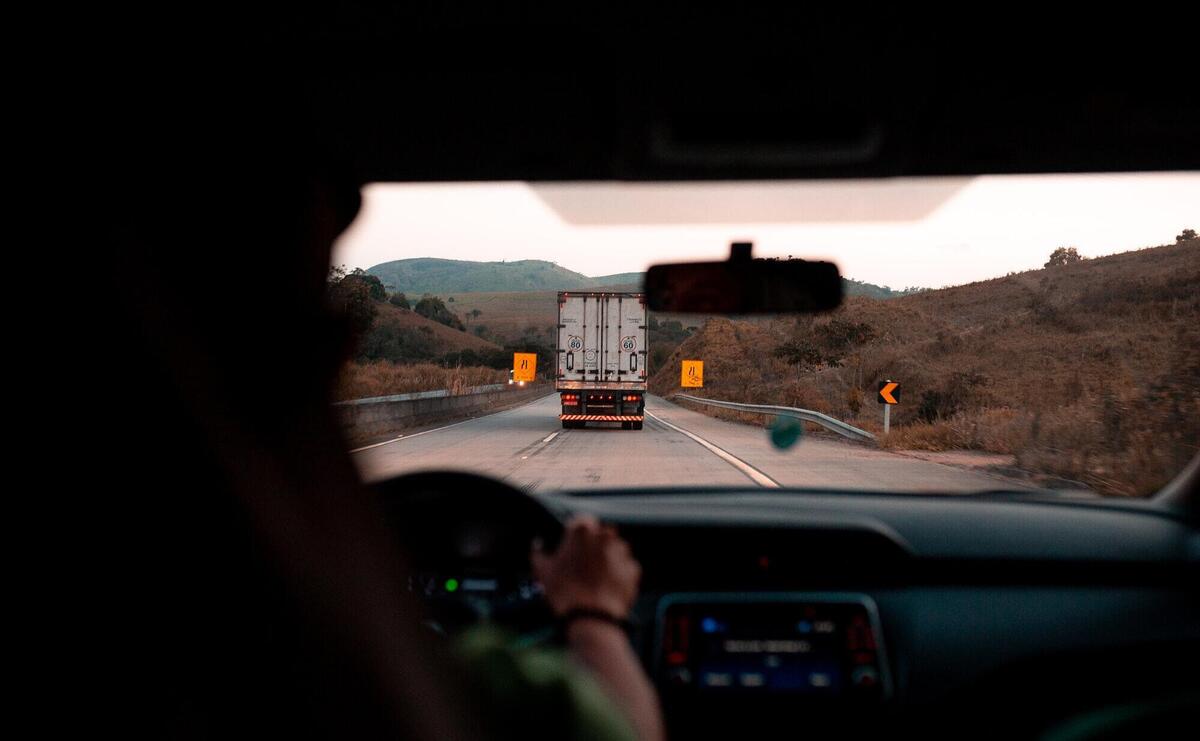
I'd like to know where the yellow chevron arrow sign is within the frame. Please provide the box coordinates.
[877,381,900,405]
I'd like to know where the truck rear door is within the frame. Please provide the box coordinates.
[558,293,646,387]
[603,294,647,386]
[557,294,590,383]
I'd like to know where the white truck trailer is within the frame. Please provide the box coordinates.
[556,291,647,429]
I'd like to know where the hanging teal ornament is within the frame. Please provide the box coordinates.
[769,414,804,450]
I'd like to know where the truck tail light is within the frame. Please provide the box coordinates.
[623,395,641,402]
[562,393,580,405]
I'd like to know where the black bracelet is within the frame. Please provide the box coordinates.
[556,608,632,638]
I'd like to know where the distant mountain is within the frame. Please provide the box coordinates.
[366,258,640,295]
[366,257,901,298]
[843,278,923,300]
[589,271,644,286]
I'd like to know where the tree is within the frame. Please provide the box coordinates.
[413,294,465,331]
[1177,228,1197,243]
[1044,246,1083,268]
[327,273,377,337]
[388,292,410,309]
[344,268,387,300]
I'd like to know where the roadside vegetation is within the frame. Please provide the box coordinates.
[333,362,508,402]
[649,235,1200,496]
[412,295,465,330]
[327,267,551,399]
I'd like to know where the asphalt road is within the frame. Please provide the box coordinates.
[353,393,1031,493]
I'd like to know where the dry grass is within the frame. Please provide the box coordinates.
[440,289,560,343]
[334,362,508,402]
[370,300,503,352]
[651,240,1200,496]
[876,408,1035,454]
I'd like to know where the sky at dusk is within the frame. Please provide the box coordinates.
[333,174,1199,289]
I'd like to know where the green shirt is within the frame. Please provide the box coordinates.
[455,627,638,741]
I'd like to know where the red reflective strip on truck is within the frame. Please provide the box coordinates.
[559,415,645,421]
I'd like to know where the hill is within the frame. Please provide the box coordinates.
[367,257,907,300]
[355,299,503,363]
[443,277,911,348]
[445,289,560,342]
[366,258,640,294]
[649,239,1200,497]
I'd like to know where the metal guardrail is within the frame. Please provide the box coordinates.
[674,393,876,442]
[334,383,508,406]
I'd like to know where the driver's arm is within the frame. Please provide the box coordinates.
[532,516,665,741]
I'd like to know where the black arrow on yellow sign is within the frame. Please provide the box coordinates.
[877,381,900,405]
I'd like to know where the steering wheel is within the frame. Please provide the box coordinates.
[371,471,565,635]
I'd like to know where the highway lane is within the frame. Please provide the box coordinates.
[354,393,1032,493]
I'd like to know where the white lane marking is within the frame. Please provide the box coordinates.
[349,417,475,453]
[644,410,781,488]
[522,431,560,460]
[350,436,408,453]
[350,393,555,454]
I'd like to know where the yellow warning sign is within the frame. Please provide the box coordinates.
[681,360,704,388]
[513,353,537,382]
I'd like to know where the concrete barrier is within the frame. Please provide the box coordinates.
[336,383,549,444]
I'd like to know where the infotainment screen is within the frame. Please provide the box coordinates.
[655,594,890,701]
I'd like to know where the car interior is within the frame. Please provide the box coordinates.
[93,8,1198,741]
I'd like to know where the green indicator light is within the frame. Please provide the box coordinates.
[444,578,459,593]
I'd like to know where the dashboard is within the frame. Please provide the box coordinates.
[375,475,1200,738]
[654,593,890,699]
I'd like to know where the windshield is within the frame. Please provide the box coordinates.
[330,176,1199,498]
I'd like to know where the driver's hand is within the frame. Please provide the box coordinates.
[531,515,640,620]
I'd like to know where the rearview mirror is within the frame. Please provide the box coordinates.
[643,242,843,314]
